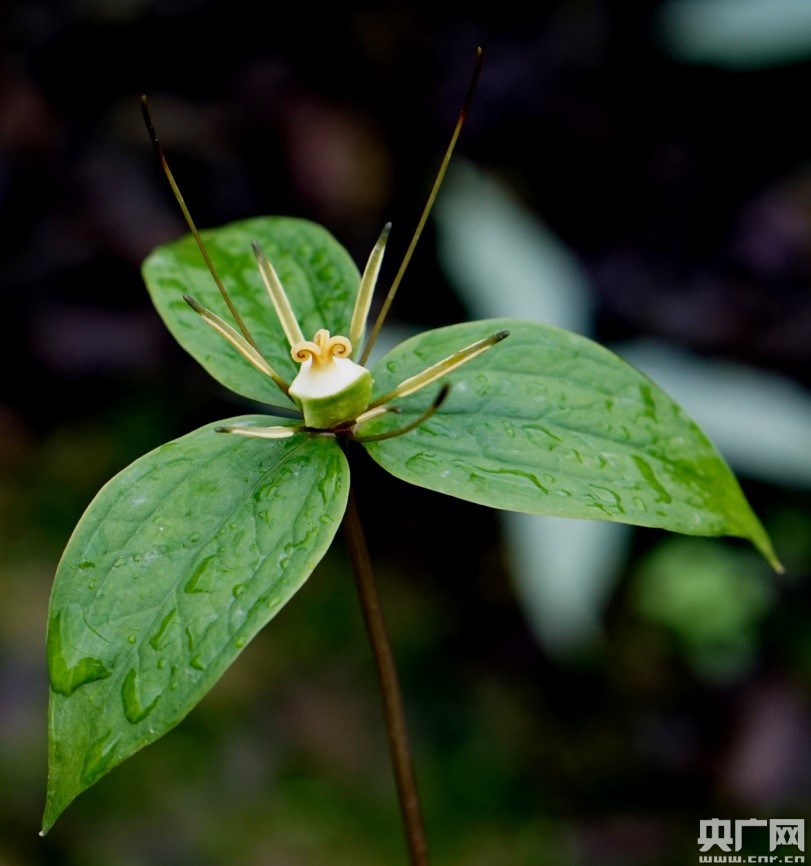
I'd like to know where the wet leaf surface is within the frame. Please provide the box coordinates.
[43,417,348,832]
[142,217,361,405]
[363,320,778,568]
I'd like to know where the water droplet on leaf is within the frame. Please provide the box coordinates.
[121,668,161,724]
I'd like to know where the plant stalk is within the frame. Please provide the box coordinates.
[342,480,430,866]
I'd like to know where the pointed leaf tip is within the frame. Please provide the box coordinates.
[364,320,779,568]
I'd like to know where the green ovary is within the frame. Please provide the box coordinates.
[292,369,373,428]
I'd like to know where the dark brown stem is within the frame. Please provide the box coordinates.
[341,478,430,866]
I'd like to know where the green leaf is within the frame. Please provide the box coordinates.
[363,320,779,569]
[142,217,361,405]
[43,417,349,833]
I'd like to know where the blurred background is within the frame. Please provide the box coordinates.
[1,1,810,864]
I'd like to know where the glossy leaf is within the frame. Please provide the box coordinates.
[43,418,349,833]
[142,217,361,405]
[363,320,779,569]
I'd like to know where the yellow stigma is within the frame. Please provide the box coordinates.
[291,329,352,369]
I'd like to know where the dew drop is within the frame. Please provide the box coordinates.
[405,453,439,476]
[185,555,215,594]
[235,637,246,649]
[632,456,672,504]
[127,634,137,645]
[149,608,177,650]
[47,613,113,696]
[316,473,332,503]
[121,668,161,724]
[190,655,206,671]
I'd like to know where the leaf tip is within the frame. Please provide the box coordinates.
[749,526,784,574]
[767,549,786,575]
[40,794,65,838]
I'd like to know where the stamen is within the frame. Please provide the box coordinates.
[291,329,353,369]
[215,424,303,439]
[140,95,259,349]
[359,47,484,365]
[370,329,508,409]
[354,385,450,443]
[251,241,306,348]
[183,294,292,397]
[350,222,391,356]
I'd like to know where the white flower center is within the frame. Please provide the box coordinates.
[289,329,369,400]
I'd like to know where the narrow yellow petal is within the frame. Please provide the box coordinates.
[370,330,509,409]
[252,241,305,348]
[355,385,450,442]
[350,223,391,356]
[183,294,291,395]
[353,404,391,426]
[215,424,302,439]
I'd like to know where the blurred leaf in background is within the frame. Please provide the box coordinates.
[631,538,775,680]
[657,0,811,69]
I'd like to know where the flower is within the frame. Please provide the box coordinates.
[185,229,508,441]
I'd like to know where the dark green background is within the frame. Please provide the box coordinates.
[1,2,810,864]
